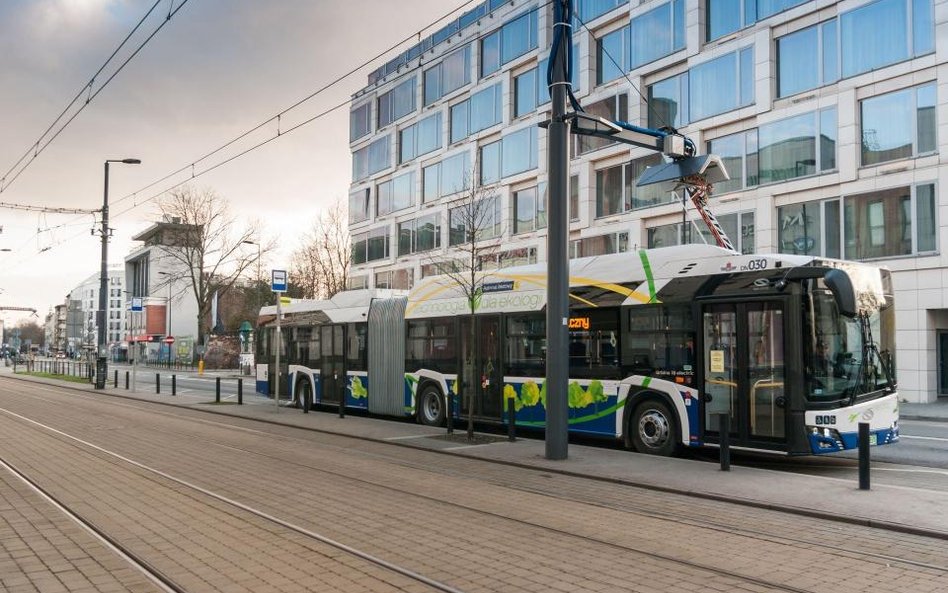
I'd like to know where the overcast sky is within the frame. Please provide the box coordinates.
[0,0,463,328]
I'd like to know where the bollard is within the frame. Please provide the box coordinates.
[717,412,731,472]
[114,370,118,388]
[302,387,309,414]
[859,422,871,490]
[156,373,161,394]
[172,375,176,396]
[507,396,516,442]
[237,378,243,405]
[215,377,221,403]
[446,392,453,434]
[125,371,129,390]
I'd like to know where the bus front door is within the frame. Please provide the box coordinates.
[320,324,346,406]
[701,302,787,449]
[459,315,503,420]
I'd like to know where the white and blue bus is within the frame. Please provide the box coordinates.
[256,244,899,456]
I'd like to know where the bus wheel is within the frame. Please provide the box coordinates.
[419,385,445,426]
[631,400,677,456]
[296,380,312,411]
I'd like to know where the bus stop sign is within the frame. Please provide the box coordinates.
[271,269,287,293]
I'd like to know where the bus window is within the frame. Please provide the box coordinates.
[347,323,368,372]
[505,314,545,377]
[568,310,621,379]
[406,318,456,374]
[624,305,695,385]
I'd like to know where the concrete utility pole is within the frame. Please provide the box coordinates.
[545,0,570,460]
[96,158,140,389]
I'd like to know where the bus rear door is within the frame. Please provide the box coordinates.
[700,302,788,450]
[320,324,346,405]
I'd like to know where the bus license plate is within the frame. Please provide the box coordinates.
[869,434,878,446]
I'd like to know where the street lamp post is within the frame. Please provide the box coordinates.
[158,271,174,365]
[96,158,140,389]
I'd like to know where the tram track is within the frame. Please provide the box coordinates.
[2,383,945,592]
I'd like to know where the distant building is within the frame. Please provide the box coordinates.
[124,219,201,362]
[61,264,127,359]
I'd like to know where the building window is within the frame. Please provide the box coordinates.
[572,93,628,156]
[631,1,684,70]
[570,231,630,258]
[377,171,414,217]
[595,153,667,216]
[481,11,538,78]
[514,50,580,117]
[449,196,502,245]
[707,130,758,194]
[423,152,471,202]
[513,185,547,234]
[350,102,371,141]
[351,227,390,265]
[377,77,416,128]
[861,83,936,166]
[398,213,442,255]
[480,127,538,185]
[758,107,837,185]
[450,83,502,143]
[597,25,630,85]
[777,199,842,258]
[348,275,369,290]
[350,188,371,224]
[648,47,753,127]
[776,21,838,97]
[707,0,808,42]
[844,184,936,259]
[841,0,933,78]
[375,268,414,290]
[648,211,755,253]
[399,112,442,164]
[424,45,471,106]
[352,135,391,182]
[574,0,624,23]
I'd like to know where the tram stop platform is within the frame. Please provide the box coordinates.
[5,368,948,541]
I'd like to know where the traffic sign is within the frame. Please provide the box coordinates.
[131,297,143,312]
[163,336,175,345]
[271,269,287,292]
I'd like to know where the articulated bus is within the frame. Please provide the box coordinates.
[256,244,899,456]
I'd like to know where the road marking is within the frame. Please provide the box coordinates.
[899,435,948,443]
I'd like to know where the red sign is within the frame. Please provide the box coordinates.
[163,336,175,345]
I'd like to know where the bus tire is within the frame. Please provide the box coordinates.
[296,378,312,412]
[418,384,445,426]
[631,399,678,456]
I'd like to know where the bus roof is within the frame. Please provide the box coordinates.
[403,244,887,319]
[257,288,407,326]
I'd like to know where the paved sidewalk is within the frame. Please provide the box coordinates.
[901,398,948,422]
[4,368,948,540]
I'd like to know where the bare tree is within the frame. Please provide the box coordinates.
[428,179,501,440]
[155,186,271,353]
[290,200,350,299]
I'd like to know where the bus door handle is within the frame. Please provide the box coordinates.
[702,393,713,403]
[775,396,787,408]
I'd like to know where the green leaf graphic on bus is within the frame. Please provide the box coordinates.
[350,376,367,399]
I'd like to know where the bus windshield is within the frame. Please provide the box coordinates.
[803,288,895,403]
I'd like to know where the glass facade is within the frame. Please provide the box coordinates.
[377,171,414,216]
[513,184,547,234]
[451,83,502,143]
[398,213,442,256]
[399,113,442,164]
[479,126,538,185]
[758,108,836,184]
[861,83,936,165]
[648,212,755,253]
[377,78,416,128]
[570,231,630,258]
[481,10,538,77]
[449,196,502,245]
[595,154,666,217]
[629,0,684,70]
[423,152,471,202]
[708,0,808,41]
[844,184,937,259]
[572,94,628,155]
[352,136,391,182]
[349,188,370,224]
[351,227,390,265]
[424,45,471,106]
[350,102,371,142]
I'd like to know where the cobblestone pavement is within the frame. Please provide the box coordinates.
[1,380,947,593]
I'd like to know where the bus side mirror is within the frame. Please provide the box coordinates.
[824,269,857,318]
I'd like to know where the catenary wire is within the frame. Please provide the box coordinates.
[0,1,187,195]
